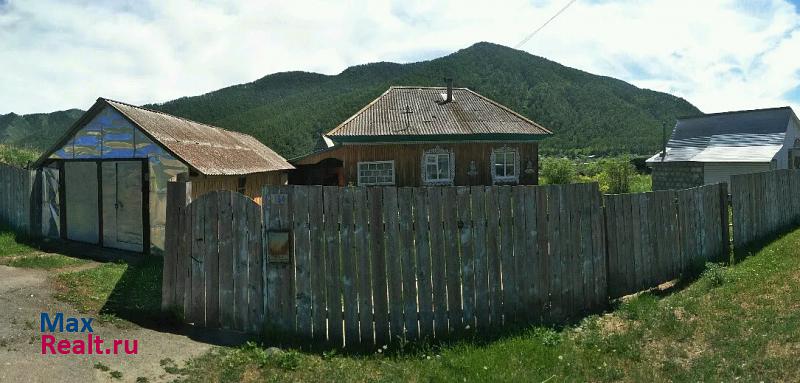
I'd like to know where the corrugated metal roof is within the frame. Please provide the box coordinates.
[646,107,796,164]
[327,87,552,138]
[103,99,293,175]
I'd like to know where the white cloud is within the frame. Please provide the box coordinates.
[0,0,798,115]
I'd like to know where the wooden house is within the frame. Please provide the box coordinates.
[647,107,800,190]
[33,98,293,254]
[290,83,553,186]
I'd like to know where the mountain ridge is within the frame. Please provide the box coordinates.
[0,42,701,159]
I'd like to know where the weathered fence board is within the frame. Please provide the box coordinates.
[0,164,34,235]
[413,188,433,339]
[732,170,800,251]
[605,184,727,299]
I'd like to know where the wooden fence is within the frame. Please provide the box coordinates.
[0,163,34,234]
[730,170,800,251]
[162,170,800,349]
[267,183,607,347]
[605,184,728,298]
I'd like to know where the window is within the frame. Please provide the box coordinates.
[357,161,395,185]
[422,147,454,185]
[491,147,519,184]
[237,176,247,194]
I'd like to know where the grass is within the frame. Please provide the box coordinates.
[0,228,38,257]
[0,227,88,269]
[175,228,800,383]
[53,257,162,323]
[6,254,87,269]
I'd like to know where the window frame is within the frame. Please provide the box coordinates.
[422,147,455,185]
[490,146,520,184]
[357,160,396,186]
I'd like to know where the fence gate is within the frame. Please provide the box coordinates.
[162,186,265,333]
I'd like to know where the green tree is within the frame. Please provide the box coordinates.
[540,157,577,185]
[599,156,636,194]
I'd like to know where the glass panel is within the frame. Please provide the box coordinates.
[438,155,449,179]
[496,164,505,177]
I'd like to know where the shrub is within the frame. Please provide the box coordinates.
[599,157,636,194]
[540,157,576,185]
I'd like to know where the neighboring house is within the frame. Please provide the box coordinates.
[290,83,553,187]
[647,106,800,190]
[33,98,293,254]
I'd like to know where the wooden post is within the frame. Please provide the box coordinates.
[163,181,191,313]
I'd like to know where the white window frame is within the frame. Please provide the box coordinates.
[357,160,395,186]
[422,147,455,185]
[491,146,520,184]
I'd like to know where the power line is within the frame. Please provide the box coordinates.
[515,0,578,49]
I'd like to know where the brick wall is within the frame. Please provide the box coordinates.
[651,162,704,191]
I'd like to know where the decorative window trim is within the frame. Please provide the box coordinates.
[422,147,455,186]
[357,160,395,186]
[490,146,520,184]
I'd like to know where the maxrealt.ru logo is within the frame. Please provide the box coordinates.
[40,312,138,355]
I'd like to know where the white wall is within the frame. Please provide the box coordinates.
[703,162,771,185]
[775,114,800,169]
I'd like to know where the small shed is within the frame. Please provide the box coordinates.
[647,107,800,190]
[33,98,293,254]
[290,83,552,187]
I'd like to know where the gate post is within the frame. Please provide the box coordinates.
[163,181,192,313]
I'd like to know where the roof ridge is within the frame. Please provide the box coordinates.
[389,86,470,90]
[101,97,238,136]
[678,106,792,120]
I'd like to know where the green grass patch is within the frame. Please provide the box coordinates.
[0,229,38,257]
[177,228,800,383]
[53,257,162,323]
[7,254,87,269]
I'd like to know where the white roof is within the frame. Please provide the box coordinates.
[647,107,795,164]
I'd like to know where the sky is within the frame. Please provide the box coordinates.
[1,0,799,115]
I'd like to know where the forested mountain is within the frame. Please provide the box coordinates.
[0,42,700,159]
[0,109,84,150]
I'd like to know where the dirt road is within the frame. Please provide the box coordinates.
[0,265,211,382]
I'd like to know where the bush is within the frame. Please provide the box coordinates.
[599,157,636,194]
[540,157,576,185]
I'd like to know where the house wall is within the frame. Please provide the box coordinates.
[189,171,288,204]
[294,142,540,186]
[780,116,800,169]
[703,162,771,185]
[651,162,704,191]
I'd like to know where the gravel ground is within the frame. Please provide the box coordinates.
[0,265,211,383]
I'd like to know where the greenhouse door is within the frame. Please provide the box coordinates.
[101,161,144,252]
